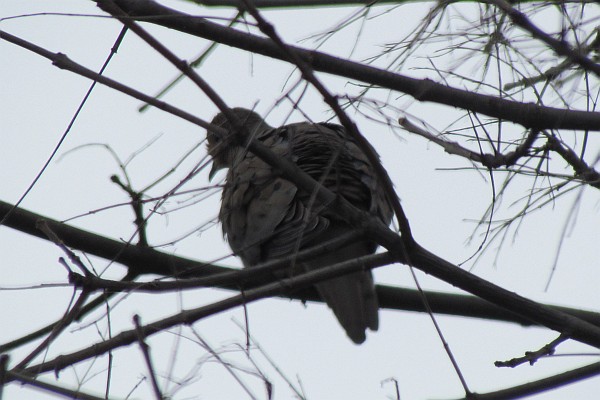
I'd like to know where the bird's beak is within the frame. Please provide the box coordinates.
[208,162,219,181]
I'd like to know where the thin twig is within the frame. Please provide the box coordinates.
[6,369,111,400]
[133,315,163,400]
[495,334,568,368]
[36,220,92,277]
[191,329,258,400]
[232,318,307,400]
[400,118,539,169]
[486,0,600,78]
[110,175,148,247]
[14,288,91,370]
[0,26,127,229]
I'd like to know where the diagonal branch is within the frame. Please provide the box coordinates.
[545,133,600,189]
[91,0,600,131]
[12,247,600,382]
[6,369,111,400]
[400,118,540,170]
[487,0,600,78]
[133,315,163,400]
[11,252,400,379]
[2,199,600,352]
[495,335,568,368]
[452,361,600,400]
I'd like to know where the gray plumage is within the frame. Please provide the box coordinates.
[207,108,393,344]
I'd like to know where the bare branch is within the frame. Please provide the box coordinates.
[495,334,568,368]
[545,133,600,189]
[452,362,600,400]
[487,0,600,78]
[6,369,112,400]
[12,252,396,380]
[133,315,163,400]
[0,30,214,130]
[83,0,600,131]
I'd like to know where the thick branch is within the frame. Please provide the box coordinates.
[12,251,597,380]
[93,0,600,131]
[2,199,599,333]
[454,362,600,400]
[2,199,600,347]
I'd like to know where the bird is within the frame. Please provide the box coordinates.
[206,107,393,344]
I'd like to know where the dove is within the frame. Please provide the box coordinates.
[207,108,393,343]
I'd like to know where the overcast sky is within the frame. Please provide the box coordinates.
[1,1,599,399]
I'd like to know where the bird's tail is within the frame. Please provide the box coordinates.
[303,242,379,344]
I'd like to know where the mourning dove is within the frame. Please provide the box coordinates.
[207,108,393,344]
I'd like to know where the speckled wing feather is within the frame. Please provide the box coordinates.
[276,122,392,343]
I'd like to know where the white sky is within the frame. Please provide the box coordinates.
[1,1,599,399]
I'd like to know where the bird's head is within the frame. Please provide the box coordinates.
[206,108,272,181]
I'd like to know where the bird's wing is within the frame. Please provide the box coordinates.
[220,128,330,266]
[315,122,394,226]
[220,151,297,266]
[284,122,390,343]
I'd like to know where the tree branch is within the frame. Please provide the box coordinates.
[1,199,599,344]
[452,361,600,400]
[545,133,600,189]
[88,0,600,131]
[488,0,600,78]
[400,118,540,169]
[6,369,112,400]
